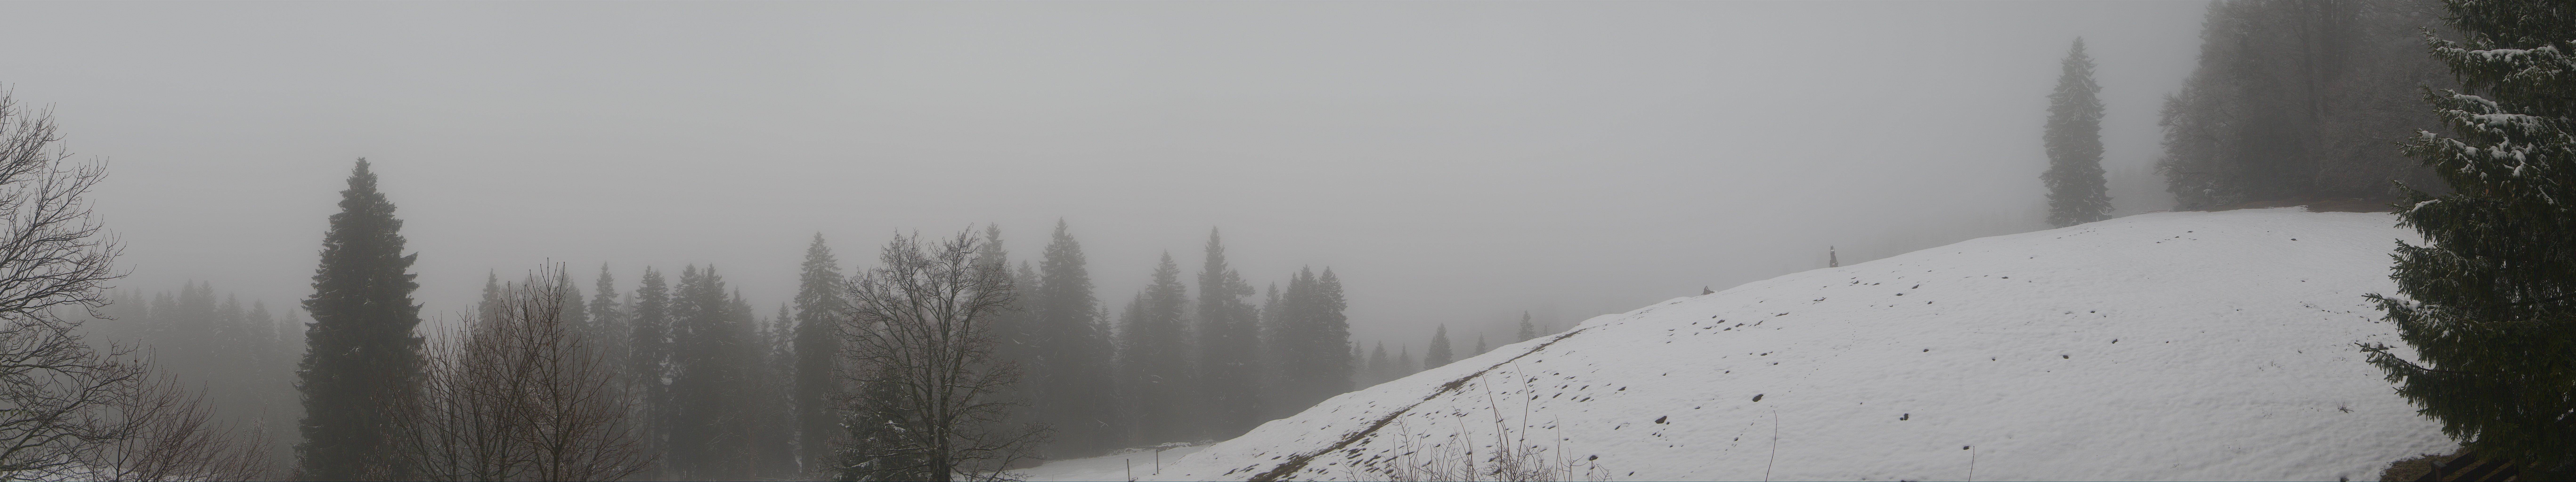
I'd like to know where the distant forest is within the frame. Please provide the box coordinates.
[0,0,2527,480]
[77,160,1562,480]
[2157,0,2454,209]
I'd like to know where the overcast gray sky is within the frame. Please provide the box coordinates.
[0,0,2210,349]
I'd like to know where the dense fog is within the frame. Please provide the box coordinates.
[0,1,2377,479]
[0,1,2207,346]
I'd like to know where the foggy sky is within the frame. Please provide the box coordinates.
[0,1,2209,349]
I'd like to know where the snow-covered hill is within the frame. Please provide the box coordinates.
[1107,209,2452,481]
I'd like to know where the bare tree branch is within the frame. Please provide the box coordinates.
[839,228,1048,482]
[390,265,651,482]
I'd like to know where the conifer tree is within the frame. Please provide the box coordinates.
[2363,0,2576,472]
[790,234,845,476]
[297,160,425,480]
[1352,343,1369,387]
[1367,342,1390,386]
[1269,268,1353,416]
[1424,324,1453,369]
[749,297,797,478]
[558,271,589,346]
[2043,38,2112,227]
[1119,252,1192,444]
[1517,311,1537,341]
[1315,269,1352,390]
[478,272,504,324]
[1475,334,1487,356]
[588,264,629,382]
[1397,345,1416,376]
[667,266,759,478]
[2157,1,2452,209]
[1255,283,1286,412]
[1029,221,1120,456]
[1194,229,1263,438]
[629,267,673,472]
[1266,269,1315,416]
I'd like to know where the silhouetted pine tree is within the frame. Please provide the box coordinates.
[668,266,760,478]
[1367,342,1390,386]
[1268,268,1353,417]
[558,271,589,347]
[478,271,504,324]
[588,264,630,383]
[756,303,800,479]
[1119,253,1192,444]
[791,234,845,476]
[1255,283,1286,412]
[1194,229,1263,438]
[1475,334,1487,356]
[297,160,425,480]
[2044,38,2112,227]
[630,266,674,474]
[1517,311,1537,341]
[1397,345,1416,376]
[1424,325,1453,369]
[2363,0,2576,473]
[2157,0,2451,208]
[1316,269,1351,388]
[1030,221,1121,456]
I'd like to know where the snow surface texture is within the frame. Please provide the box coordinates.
[1018,445,1210,482]
[1089,209,2452,482]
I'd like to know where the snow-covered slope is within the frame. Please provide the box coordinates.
[1133,209,2450,482]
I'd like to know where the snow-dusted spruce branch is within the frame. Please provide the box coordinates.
[839,229,1048,482]
[387,265,649,482]
[0,87,270,481]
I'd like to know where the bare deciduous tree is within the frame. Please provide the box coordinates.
[0,87,272,481]
[95,374,279,482]
[391,265,650,482]
[839,229,1047,482]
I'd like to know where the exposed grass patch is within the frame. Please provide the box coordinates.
[2381,449,2462,482]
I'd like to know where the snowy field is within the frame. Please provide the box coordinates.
[1033,208,2454,481]
[1018,444,1211,482]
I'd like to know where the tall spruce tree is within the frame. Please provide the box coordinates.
[2363,0,2576,473]
[1367,342,1390,386]
[588,264,629,384]
[1255,283,1287,414]
[667,266,759,479]
[1424,324,1453,369]
[1517,311,1537,341]
[1194,229,1263,438]
[478,271,504,324]
[2043,38,2112,227]
[1316,269,1351,390]
[1397,345,1416,376]
[2158,0,2452,209]
[974,225,1050,445]
[558,271,590,345]
[1119,252,1192,444]
[297,159,425,480]
[1475,334,1487,356]
[1268,267,1353,417]
[790,234,845,477]
[630,266,673,474]
[760,304,801,479]
[1030,221,1120,456]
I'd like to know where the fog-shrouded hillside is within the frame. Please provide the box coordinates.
[1068,208,2451,482]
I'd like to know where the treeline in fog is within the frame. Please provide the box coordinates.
[248,159,1440,480]
[2156,0,2454,208]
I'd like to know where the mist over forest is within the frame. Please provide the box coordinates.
[0,0,2564,480]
